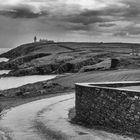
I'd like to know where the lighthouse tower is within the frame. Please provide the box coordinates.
[34,36,37,43]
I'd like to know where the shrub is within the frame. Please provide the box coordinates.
[0,104,3,113]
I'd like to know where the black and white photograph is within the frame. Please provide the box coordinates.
[0,0,140,139]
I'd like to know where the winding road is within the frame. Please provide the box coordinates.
[0,93,134,140]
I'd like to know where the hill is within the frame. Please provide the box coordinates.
[2,69,140,97]
[54,69,140,88]
[0,42,140,76]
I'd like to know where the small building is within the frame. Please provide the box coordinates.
[39,39,54,43]
[34,36,37,43]
[130,48,140,56]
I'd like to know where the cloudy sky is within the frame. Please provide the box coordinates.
[0,0,140,48]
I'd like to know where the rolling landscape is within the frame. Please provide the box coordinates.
[1,0,140,139]
[1,42,140,140]
[1,42,140,76]
[0,42,140,105]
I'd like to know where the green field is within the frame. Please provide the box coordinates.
[0,42,140,76]
[54,69,140,88]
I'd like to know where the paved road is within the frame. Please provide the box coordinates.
[0,93,133,140]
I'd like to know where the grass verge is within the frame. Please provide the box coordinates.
[0,89,74,113]
[34,120,69,140]
[0,104,2,113]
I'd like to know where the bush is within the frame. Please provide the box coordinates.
[0,104,3,113]
[68,107,76,120]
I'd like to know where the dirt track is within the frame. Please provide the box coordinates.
[0,93,134,140]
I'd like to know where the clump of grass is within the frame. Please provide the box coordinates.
[68,107,76,120]
[34,120,69,140]
[0,104,3,115]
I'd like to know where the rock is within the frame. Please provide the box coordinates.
[79,58,119,72]
[9,53,51,67]
[79,58,112,72]
[111,58,119,69]
[8,67,38,76]
[0,42,45,59]
[0,104,2,113]
[0,79,71,97]
[56,58,96,73]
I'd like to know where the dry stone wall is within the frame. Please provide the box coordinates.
[75,82,140,134]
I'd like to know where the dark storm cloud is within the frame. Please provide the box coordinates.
[0,0,140,47]
[60,13,108,25]
[124,25,140,36]
[122,1,140,18]
[114,31,128,37]
[98,23,116,27]
[0,0,139,25]
[53,2,134,27]
[69,1,140,25]
[0,5,47,18]
[129,29,140,35]
[48,0,140,36]
[112,24,140,37]
[58,22,91,31]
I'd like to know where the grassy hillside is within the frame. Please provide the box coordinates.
[0,42,72,59]
[2,69,140,97]
[0,42,140,76]
[1,42,140,59]
[53,69,140,88]
[2,42,140,122]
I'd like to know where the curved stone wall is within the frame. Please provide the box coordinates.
[75,81,140,134]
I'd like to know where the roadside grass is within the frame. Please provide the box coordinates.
[0,104,2,113]
[34,120,70,140]
[54,69,140,88]
[0,104,4,117]
[0,127,13,140]
[68,107,75,120]
[0,91,73,111]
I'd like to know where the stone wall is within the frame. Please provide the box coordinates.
[75,82,140,134]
